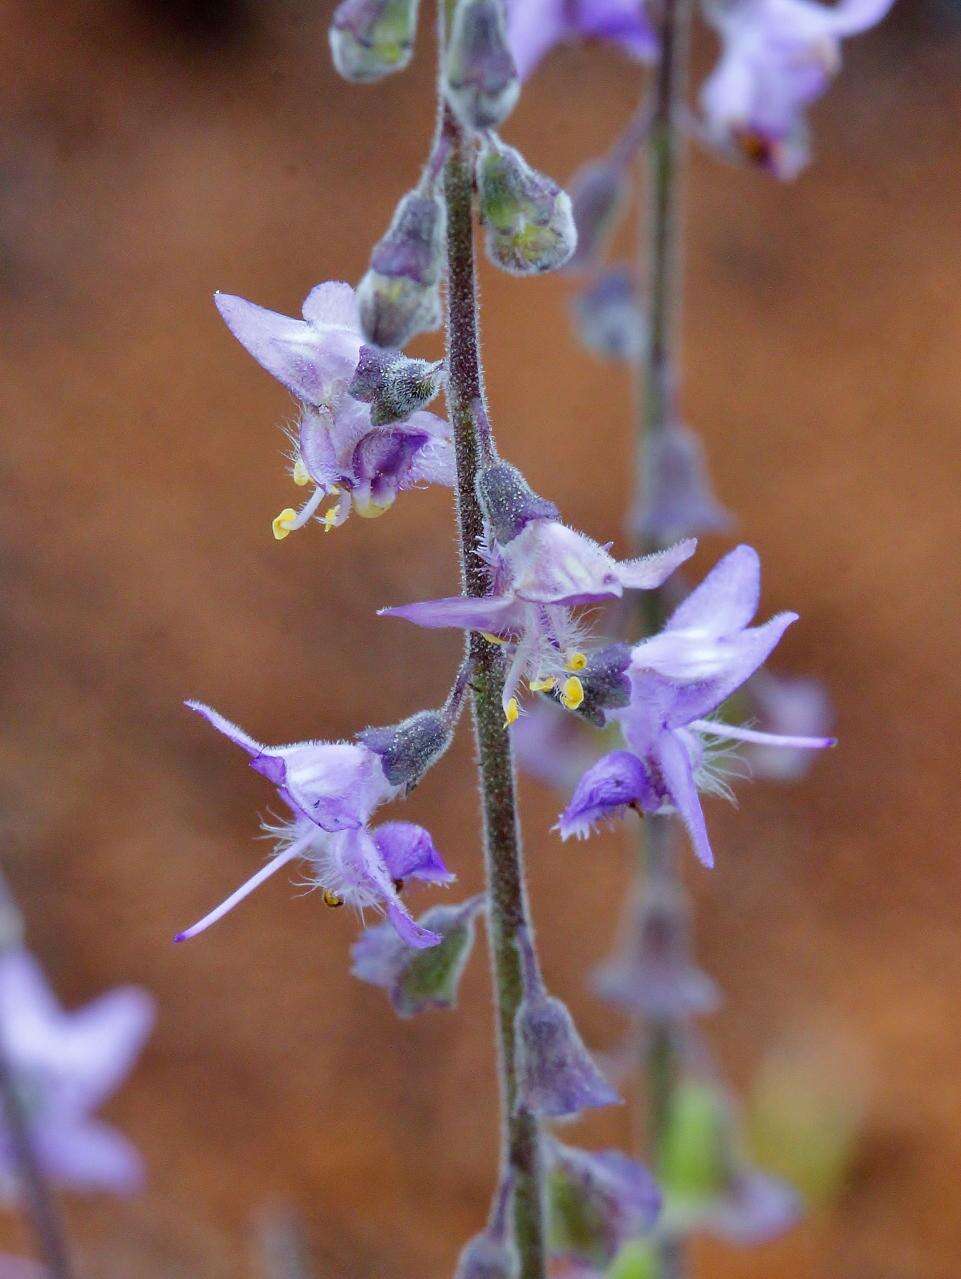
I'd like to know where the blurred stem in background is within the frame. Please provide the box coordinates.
[0,869,74,1279]
[439,16,547,1277]
[634,0,692,1275]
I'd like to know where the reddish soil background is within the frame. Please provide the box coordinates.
[1,1,959,1275]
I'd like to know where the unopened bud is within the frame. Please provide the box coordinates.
[568,643,632,727]
[572,268,644,362]
[566,158,627,271]
[329,0,420,82]
[445,0,520,129]
[357,189,445,347]
[349,344,443,426]
[514,928,620,1118]
[476,461,559,545]
[477,138,577,276]
[352,895,484,1016]
[547,1140,661,1268]
[359,708,451,790]
[454,1176,518,1279]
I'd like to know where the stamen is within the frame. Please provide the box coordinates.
[480,632,507,646]
[566,652,588,672]
[322,505,341,533]
[529,676,556,692]
[504,697,521,727]
[322,889,345,908]
[174,842,304,942]
[559,676,584,711]
[689,719,836,751]
[272,508,297,541]
[292,459,310,487]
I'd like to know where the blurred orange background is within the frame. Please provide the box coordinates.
[1,0,959,1274]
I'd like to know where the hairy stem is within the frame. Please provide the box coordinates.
[0,871,74,1279]
[441,108,547,1279]
[633,1,692,1276]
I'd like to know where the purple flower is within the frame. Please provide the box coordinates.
[177,702,454,949]
[743,669,833,781]
[506,0,657,81]
[351,895,485,1015]
[514,928,619,1119]
[0,949,153,1195]
[557,545,835,867]
[700,0,894,179]
[592,882,719,1020]
[547,1139,661,1267]
[215,282,453,536]
[631,423,732,543]
[382,462,695,722]
[216,281,365,408]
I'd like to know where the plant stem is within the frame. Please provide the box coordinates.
[632,1,692,1275]
[441,106,547,1279]
[0,871,74,1279]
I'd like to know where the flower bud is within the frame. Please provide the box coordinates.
[444,0,520,129]
[547,1140,661,1268]
[514,928,620,1118]
[329,0,420,82]
[351,895,484,1016]
[454,1176,518,1279]
[349,344,443,426]
[572,268,644,362]
[567,643,632,727]
[477,138,577,276]
[566,159,627,271]
[476,461,559,545]
[358,708,451,790]
[357,189,445,348]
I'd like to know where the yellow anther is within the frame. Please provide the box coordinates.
[560,676,585,712]
[321,505,341,533]
[322,889,344,908]
[355,497,391,520]
[480,632,507,646]
[529,676,556,693]
[566,652,588,672]
[292,459,310,487]
[504,697,520,728]
[272,508,297,541]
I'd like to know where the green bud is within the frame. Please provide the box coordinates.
[477,137,577,276]
[329,0,420,82]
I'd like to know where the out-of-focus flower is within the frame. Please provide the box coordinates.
[547,1138,661,1268]
[631,423,732,543]
[659,1080,799,1243]
[700,0,895,179]
[514,929,619,1118]
[0,949,153,1196]
[571,268,644,362]
[558,545,834,866]
[592,882,720,1020]
[215,282,452,537]
[741,669,833,781]
[382,462,694,721]
[351,894,485,1014]
[177,702,455,948]
[329,0,421,82]
[454,1175,518,1279]
[506,0,657,81]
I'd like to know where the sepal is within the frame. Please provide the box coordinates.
[445,0,520,129]
[330,0,420,82]
[477,137,577,275]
